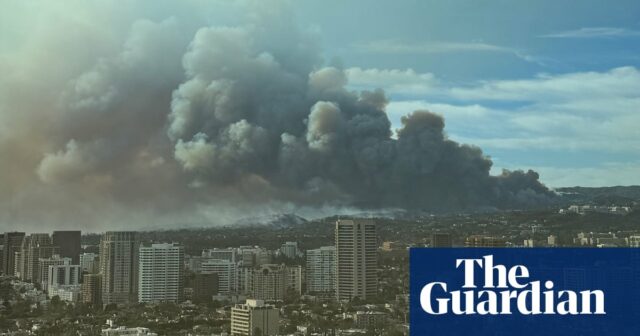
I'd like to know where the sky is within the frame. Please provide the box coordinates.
[0,0,638,231]
[296,0,640,187]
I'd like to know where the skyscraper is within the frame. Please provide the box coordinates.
[335,219,378,301]
[306,246,335,298]
[138,243,184,303]
[99,231,139,305]
[2,232,25,276]
[52,231,81,264]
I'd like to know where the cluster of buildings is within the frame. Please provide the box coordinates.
[2,231,82,302]
[559,205,632,215]
[0,219,381,336]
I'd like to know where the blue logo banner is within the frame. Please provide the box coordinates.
[410,248,640,335]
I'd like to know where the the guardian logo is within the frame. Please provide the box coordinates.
[420,255,605,316]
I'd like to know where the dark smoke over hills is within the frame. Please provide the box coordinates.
[0,1,554,231]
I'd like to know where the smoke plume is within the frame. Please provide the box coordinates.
[0,1,553,231]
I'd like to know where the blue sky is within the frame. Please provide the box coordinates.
[294,0,640,187]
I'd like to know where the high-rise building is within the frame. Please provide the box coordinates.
[306,246,335,298]
[17,234,59,282]
[38,255,72,292]
[80,252,99,274]
[279,242,299,259]
[138,243,184,303]
[251,264,286,301]
[192,272,219,303]
[231,299,279,336]
[200,258,236,295]
[2,232,25,276]
[99,231,139,305]
[82,274,102,305]
[431,233,452,247]
[47,263,81,290]
[285,265,302,296]
[51,231,81,264]
[335,219,378,302]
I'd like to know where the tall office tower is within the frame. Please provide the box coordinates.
[431,233,453,247]
[80,253,99,274]
[192,272,219,303]
[138,243,184,303]
[251,264,286,301]
[17,234,59,282]
[335,219,378,302]
[82,274,102,305]
[279,242,299,259]
[99,231,139,305]
[38,255,71,291]
[52,231,81,264]
[2,232,25,275]
[201,258,236,295]
[231,299,279,336]
[306,246,336,298]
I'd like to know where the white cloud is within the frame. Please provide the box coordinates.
[540,27,640,39]
[345,67,437,95]
[351,39,539,63]
[449,66,640,102]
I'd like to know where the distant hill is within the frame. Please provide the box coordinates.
[556,186,640,205]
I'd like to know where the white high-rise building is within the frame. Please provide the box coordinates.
[231,299,279,336]
[306,246,335,298]
[100,231,139,305]
[138,243,184,303]
[335,219,378,301]
[201,258,236,295]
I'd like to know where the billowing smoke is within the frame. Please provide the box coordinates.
[0,1,553,231]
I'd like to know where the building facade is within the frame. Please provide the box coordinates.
[99,231,139,305]
[82,273,102,305]
[251,264,286,301]
[306,246,335,298]
[335,219,378,301]
[138,243,184,303]
[52,231,81,264]
[2,232,25,276]
[230,299,279,336]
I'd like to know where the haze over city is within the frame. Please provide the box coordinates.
[1,0,639,231]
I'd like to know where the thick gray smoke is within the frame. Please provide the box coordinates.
[0,1,553,231]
